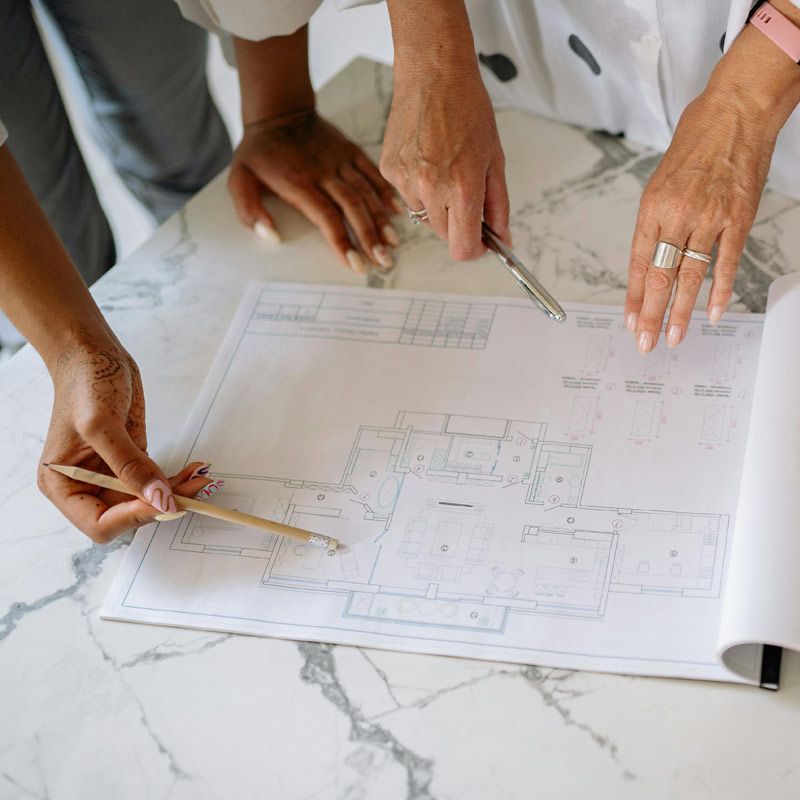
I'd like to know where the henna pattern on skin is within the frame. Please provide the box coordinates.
[125,353,147,443]
[92,350,124,381]
[90,349,130,413]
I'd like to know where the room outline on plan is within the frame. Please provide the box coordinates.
[170,410,727,635]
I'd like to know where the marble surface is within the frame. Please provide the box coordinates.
[3,59,800,800]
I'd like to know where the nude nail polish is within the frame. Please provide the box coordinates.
[155,511,187,522]
[143,479,173,514]
[346,250,367,273]
[666,324,682,348]
[637,331,654,354]
[382,224,400,247]
[626,312,638,332]
[254,220,282,245]
[708,304,725,325]
[372,244,394,270]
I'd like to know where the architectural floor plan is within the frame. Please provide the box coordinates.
[172,410,725,628]
[103,283,765,682]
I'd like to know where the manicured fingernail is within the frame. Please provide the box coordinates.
[155,511,187,522]
[666,324,682,348]
[254,220,282,245]
[372,244,394,270]
[189,463,212,481]
[637,331,654,354]
[708,304,725,325]
[626,312,638,332]
[382,223,400,247]
[196,479,225,500]
[143,479,173,514]
[346,249,367,273]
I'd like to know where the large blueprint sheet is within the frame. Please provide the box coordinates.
[103,282,764,682]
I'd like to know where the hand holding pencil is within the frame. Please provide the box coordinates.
[35,340,203,543]
[34,341,339,550]
[41,454,214,543]
[45,463,339,551]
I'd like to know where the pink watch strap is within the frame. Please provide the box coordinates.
[750,2,800,63]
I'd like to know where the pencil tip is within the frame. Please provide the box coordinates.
[42,463,50,468]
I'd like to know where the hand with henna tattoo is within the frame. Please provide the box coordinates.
[37,337,212,542]
[0,145,211,541]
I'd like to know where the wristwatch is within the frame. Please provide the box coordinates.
[749,1,800,63]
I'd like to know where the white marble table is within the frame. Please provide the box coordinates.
[3,59,800,800]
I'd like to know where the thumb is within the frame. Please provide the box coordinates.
[86,418,177,515]
[484,161,511,245]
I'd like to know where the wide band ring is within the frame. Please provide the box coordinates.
[682,247,712,264]
[651,241,684,270]
[407,207,429,224]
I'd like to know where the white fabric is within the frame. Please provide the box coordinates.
[466,0,800,197]
[178,0,800,197]
[0,120,6,148]
[175,0,371,38]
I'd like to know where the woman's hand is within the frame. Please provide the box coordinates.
[624,90,773,353]
[228,111,399,272]
[626,5,800,352]
[230,30,398,272]
[380,57,509,260]
[38,338,210,542]
[382,0,510,260]
[0,146,210,541]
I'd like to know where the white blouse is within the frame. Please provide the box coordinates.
[4,3,796,196]
[175,0,800,198]
[463,0,800,197]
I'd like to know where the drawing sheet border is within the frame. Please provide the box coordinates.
[102,281,762,685]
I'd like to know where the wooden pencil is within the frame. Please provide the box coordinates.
[45,463,339,551]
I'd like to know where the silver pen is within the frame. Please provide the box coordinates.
[481,222,567,323]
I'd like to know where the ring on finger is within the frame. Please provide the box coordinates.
[681,247,712,264]
[407,207,428,224]
[651,241,684,270]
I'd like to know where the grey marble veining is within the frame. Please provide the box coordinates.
[2,58,800,800]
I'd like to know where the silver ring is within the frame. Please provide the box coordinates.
[407,207,428,224]
[651,241,683,270]
[682,247,712,264]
